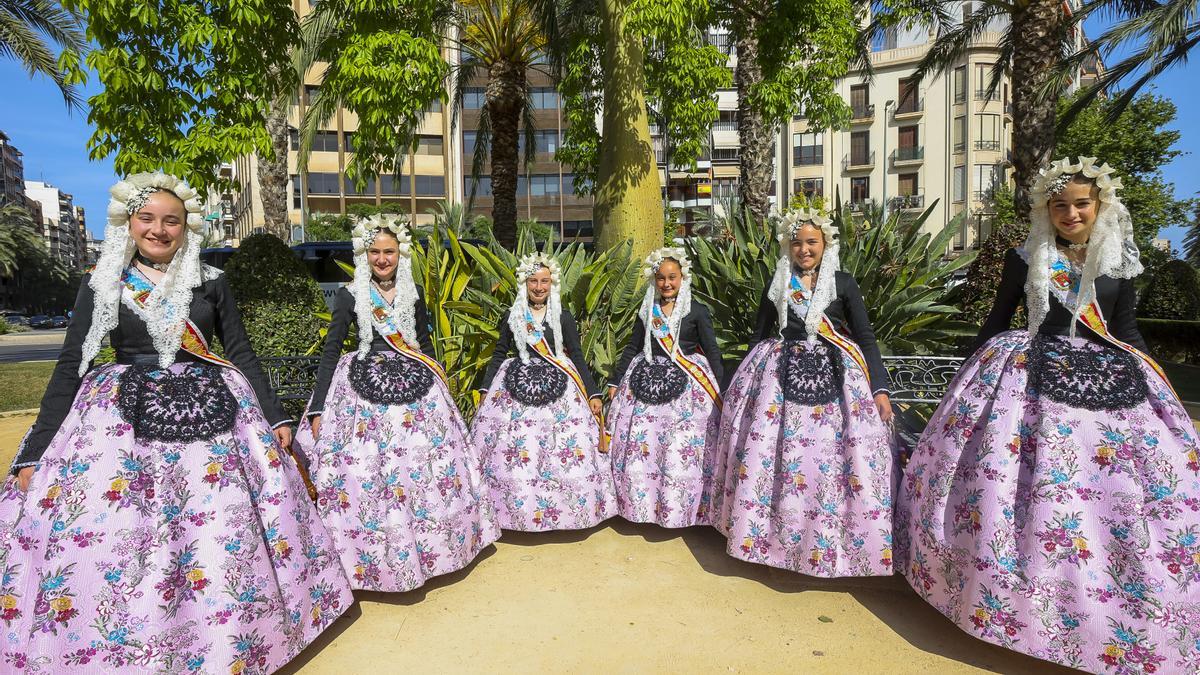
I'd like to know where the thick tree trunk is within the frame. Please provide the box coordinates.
[959,0,1065,323]
[257,100,291,240]
[594,0,664,260]
[735,16,773,222]
[486,60,526,250]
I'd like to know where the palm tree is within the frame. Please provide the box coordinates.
[452,0,549,249]
[1,0,86,110]
[872,0,1073,320]
[1057,0,1199,124]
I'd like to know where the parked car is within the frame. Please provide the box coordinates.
[51,316,68,328]
[2,312,29,326]
[28,315,52,329]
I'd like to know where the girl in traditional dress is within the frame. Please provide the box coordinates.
[710,207,896,577]
[605,247,724,527]
[470,253,615,531]
[0,173,352,673]
[899,157,1200,672]
[297,215,499,591]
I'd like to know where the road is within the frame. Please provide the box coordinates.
[0,328,66,362]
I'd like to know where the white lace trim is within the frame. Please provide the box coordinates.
[767,244,840,340]
[1023,174,1142,338]
[507,257,564,363]
[639,248,690,360]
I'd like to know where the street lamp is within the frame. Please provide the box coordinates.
[881,99,895,221]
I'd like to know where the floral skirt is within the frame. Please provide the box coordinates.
[709,338,895,577]
[898,330,1200,672]
[469,357,615,531]
[0,363,353,674]
[606,353,721,528]
[295,352,499,593]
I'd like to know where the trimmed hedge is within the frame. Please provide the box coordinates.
[223,234,326,359]
[1138,259,1200,320]
[1138,318,1200,365]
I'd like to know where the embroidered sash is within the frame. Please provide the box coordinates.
[122,268,235,370]
[369,286,447,385]
[523,310,605,448]
[649,304,722,409]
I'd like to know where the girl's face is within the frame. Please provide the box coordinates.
[526,266,552,304]
[368,231,400,281]
[1049,178,1100,243]
[129,190,187,264]
[655,259,683,300]
[789,223,825,271]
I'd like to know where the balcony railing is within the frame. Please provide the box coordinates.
[892,146,924,163]
[842,151,875,170]
[890,194,925,210]
[894,98,924,116]
[974,140,1001,152]
[975,89,1000,101]
[850,103,875,121]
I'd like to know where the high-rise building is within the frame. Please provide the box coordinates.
[24,180,82,269]
[0,130,27,209]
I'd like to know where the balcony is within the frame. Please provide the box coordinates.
[891,194,925,210]
[850,103,875,123]
[975,89,1000,102]
[891,146,924,166]
[894,98,924,117]
[974,140,1001,152]
[842,151,875,171]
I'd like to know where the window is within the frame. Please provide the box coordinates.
[708,32,731,53]
[974,63,998,100]
[712,147,739,161]
[793,178,824,200]
[291,174,301,208]
[380,174,409,195]
[712,178,738,199]
[416,136,443,156]
[531,130,560,154]
[303,85,320,102]
[343,132,356,153]
[850,131,870,164]
[562,220,594,238]
[463,87,486,109]
[975,113,1000,150]
[528,174,560,196]
[345,175,375,195]
[898,173,918,196]
[463,131,477,155]
[897,78,920,113]
[953,116,966,152]
[414,175,445,196]
[898,125,918,148]
[953,165,966,202]
[308,131,339,153]
[850,84,869,111]
[289,127,299,151]
[974,163,1003,200]
[714,110,738,131]
[850,176,870,202]
[464,175,492,196]
[425,99,443,113]
[530,87,559,109]
[953,66,967,104]
[792,132,823,165]
[306,172,340,195]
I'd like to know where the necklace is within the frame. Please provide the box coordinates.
[134,252,171,273]
[1055,235,1089,251]
[660,297,676,305]
[530,301,546,310]
[797,267,818,278]
[375,278,396,291]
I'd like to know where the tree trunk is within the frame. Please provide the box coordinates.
[486,60,526,250]
[594,0,664,260]
[735,15,773,222]
[257,100,291,240]
[959,0,1065,322]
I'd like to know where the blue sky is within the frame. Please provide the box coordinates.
[0,19,1196,248]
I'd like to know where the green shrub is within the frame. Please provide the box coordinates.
[1138,259,1200,320]
[1138,318,1200,364]
[223,233,326,359]
[0,317,9,335]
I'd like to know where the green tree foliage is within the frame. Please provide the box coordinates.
[0,0,86,109]
[1054,92,1192,253]
[1186,203,1200,266]
[60,0,300,191]
[0,204,77,314]
[296,0,450,188]
[1138,259,1200,321]
[223,233,326,358]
